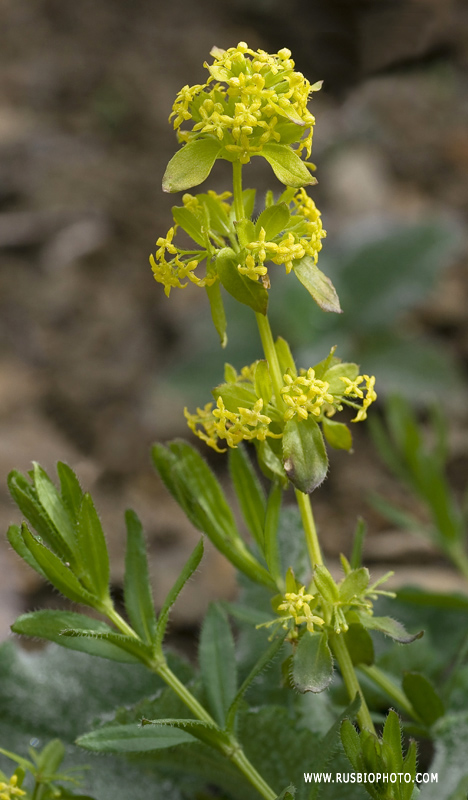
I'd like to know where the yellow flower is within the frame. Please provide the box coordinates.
[185,395,281,452]
[0,775,26,800]
[278,586,324,633]
[280,369,333,421]
[149,224,216,297]
[340,374,377,422]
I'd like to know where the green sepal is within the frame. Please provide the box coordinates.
[293,256,342,313]
[124,509,157,645]
[206,280,227,347]
[402,672,445,726]
[228,444,266,550]
[358,613,424,644]
[171,205,206,247]
[11,610,139,663]
[344,623,374,666]
[216,247,268,314]
[275,336,296,377]
[292,630,334,693]
[254,360,273,408]
[76,723,194,753]
[19,523,98,607]
[155,538,204,650]
[76,493,110,600]
[322,418,353,451]
[255,202,290,239]
[57,462,83,520]
[258,143,317,188]
[162,138,223,193]
[199,603,237,727]
[140,719,231,753]
[282,416,328,494]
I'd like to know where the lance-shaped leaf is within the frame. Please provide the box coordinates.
[77,723,194,753]
[226,633,286,731]
[205,280,227,347]
[292,630,333,693]
[7,524,47,581]
[76,493,110,601]
[293,256,342,313]
[216,247,268,315]
[358,614,424,644]
[162,139,223,193]
[35,738,65,775]
[263,481,282,584]
[171,205,206,247]
[344,623,374,667]
[258,143,317,188]
[60,628,153,663]
[11,610,139,663]
[340,718,361,770]
[140,719,231,753]
[402,672,444,727]
[275,336,296,376]
[255,202,290,240]
[199,603,237,727]
[282,416,328,494]
[152,441,276,589]
[19,524,98,607]
[8,470,74,562]
[33,463,79,562]
[155,537,204,649]
[57,462,83,520]
[228,444,266,550]
[124,510,157,645]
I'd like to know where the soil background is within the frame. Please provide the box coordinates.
[1,0,468,643]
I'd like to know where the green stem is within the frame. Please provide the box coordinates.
[295,489,323,568]
[233,160,245,223]
[104,603,140,639]
[359,664,421,723]
[331,633,376,733]
[156,661,216,725]
[255,311,285,408]
[231,750,277,800]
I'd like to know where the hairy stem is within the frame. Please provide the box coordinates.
[295,488,323,568]
[331,633,376,733]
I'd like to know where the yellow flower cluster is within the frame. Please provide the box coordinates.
[278,586,324,633]
[170,42,320,164]
[184,396,280,452]
[0,775,25,800]
[280,368,334,422]
[340,374,377,422]
[238,189,326,282]
[149,226,216,297]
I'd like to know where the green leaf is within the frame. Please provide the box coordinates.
[33,463,78,561]
[381,709,402,767]
[205,280,227,347]
[255,203,290,240]
[214,382,258,413]
[20,524,97,607]
[257,439,288,486]
[228,444,266,550]
[77,723,194,753]
[359,614,424,644]
[171,205,206,247]
[314,565,339,604]
[202,192,232,236]
[340,718,361,771]
[35,738,65,774]
[76,493,110,600]
[155,538,204,649]
[402,672,445,726]
[258,143,316,188]
[236,218,256,246]
[60,628,152,663]
[282,417,328,494]
[141,719,230,753]
[292,631,333,693]
[11,610,139,663]
[275,786,295,800]
[124,510,157,645]
[344,623,374,667]
[242,189,256,219]
[350,518,366,569]
[293,256,342,313]
[162,139,223,193]
[57,462,83,520]
[226,634,286,731]
[322,418,352,451]
[339,568,370,603]
[217,247,269,315]
[254,360,273,408]
[274,337,296,376]
[199,603,237,727]
[152,441,275,589]
[7,524,48,581]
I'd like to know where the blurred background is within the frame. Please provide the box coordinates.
[1,0,468,641]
